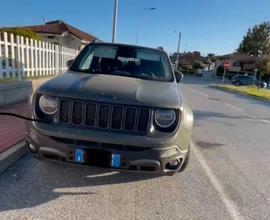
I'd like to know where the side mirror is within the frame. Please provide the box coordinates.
[66,59,74,68]
[175,70,184,83]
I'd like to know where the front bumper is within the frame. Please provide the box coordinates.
[26,127,189,175]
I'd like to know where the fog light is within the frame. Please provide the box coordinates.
[167,159,181,170]
[29,131,38,143]
[29,143,36,152]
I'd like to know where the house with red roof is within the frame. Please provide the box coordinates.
[26,20,98,50]
[4,20,99,50]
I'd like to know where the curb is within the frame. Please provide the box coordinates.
[0,140,27,174]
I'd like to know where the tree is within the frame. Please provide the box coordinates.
[180,64,193,74]
[192,61,205,70]
[0,28,42,40]
[258,56,270,76]
[207,53,215,61]
[238,22,270,56]
[216,65,225,76]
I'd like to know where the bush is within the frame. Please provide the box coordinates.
[179,64,194,74]
[0,28,42,40]
[216,65,225,76]
[192,61,204,70]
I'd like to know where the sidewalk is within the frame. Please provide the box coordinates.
[0,77,53,173]
[0,101,28,153]
[0,76,53,153]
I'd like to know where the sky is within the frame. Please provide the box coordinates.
[1,0,270,55]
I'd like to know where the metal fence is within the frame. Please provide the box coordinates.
[0,32,79,80]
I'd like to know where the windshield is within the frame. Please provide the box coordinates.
[70,45,174,82]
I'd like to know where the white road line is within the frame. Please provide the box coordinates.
[191,142,244,220]
[186,84,270,126]
[260,119,270,124]
[225,103,245,112]
[224,103,270,125]
[188,87,209,98]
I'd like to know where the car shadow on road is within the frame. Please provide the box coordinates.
[0,154,160,212]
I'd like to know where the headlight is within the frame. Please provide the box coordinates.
[39,95,58,115]
[154,109,176,129]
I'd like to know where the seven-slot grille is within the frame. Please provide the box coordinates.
[58,99,151,134]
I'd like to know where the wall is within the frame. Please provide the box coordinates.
[39,33,84,50]
[0,81,32,106]
[215,59,241,72]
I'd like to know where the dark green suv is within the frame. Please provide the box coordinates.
[232,74,267,88]
[26,43,193,175]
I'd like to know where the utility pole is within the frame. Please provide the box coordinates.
[253,68,258,85]
[175,31,181,70]
[112,0,118,43]
[135,7,156,45]
[222,61,229,84]
[222,68,227,84]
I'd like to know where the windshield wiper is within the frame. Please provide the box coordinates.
[69,68,92,73]
[134,73,156,80]
[111,70,132,77]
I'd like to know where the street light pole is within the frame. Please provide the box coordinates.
[135,7,156,45]
[174,31,181,70]
[112,0,118,43]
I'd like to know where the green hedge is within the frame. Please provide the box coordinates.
[0,28,42,40]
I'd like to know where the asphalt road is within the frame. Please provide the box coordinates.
[1,77,270,220]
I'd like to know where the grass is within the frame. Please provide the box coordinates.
[0,75,53,84]
[0,78,18,84]
[210,84,270,101]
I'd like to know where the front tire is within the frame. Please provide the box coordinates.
[235,81,241,86]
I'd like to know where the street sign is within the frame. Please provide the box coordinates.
[223,61,230,70]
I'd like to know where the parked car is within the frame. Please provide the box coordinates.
[232,74,267,88]
[26,43,193,175]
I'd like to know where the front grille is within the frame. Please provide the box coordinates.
[58,99,151,134]
[60,100,70,123]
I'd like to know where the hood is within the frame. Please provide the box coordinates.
[38,71,182,108]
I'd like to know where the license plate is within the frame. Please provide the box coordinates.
[111,153,121,168]
[75,149,85,163]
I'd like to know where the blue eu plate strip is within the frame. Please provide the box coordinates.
[75,149,84,163]
[111,154,121,167]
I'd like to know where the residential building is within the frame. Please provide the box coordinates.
[171,51,203,66]
[170,51,215,72]
[2,20,98,50]
[215,53,260,73]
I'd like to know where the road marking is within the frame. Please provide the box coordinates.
[225,103,270,124]
[225,103,245,112]
[188,87,209,98]
[188,86,270,125]
[86,171,119,178]
[260,119,270,124]
[191,142,244,220]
